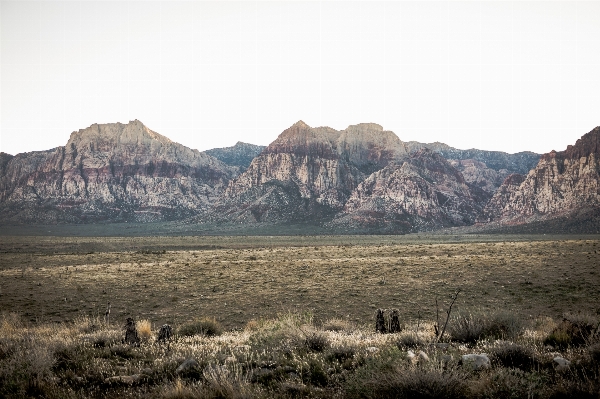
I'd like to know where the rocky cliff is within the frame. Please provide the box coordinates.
[449,159,510,194]
[483,127,600,224]
[216,121,408,223]
[405,141,540,175]
[0,120,237,223]
[204,142,266,171]
[330,149,485,233]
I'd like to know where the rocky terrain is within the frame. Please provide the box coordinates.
[216,121,406,223]
[331,149,487,233]
[405,141,540,175]
[0,120,237,223]
[483,127,600,226]
[3,119,599,233]
[204,141,266,171]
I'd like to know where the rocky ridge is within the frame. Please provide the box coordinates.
[0,120,237,223]
[204,142,266,171]
[483,127,600,224]
[3,120,598,233]
[405,141,540,175]
[216,121,408,223]
[331,149,486,233]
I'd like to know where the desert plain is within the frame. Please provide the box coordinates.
[2,234,598,330]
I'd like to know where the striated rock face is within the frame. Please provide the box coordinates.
[405,141,540,175]
[204,141,266,171]
[217,121,408,223]
[449,159,510,194]
[484,127,600,224]
[0,120,237,223]
[330,149,484,233]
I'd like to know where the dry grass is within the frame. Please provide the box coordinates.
[1,237,599,332]
[0,235,599,397]
[136,319,153,342]
[0,309,599,398]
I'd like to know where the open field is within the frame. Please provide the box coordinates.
[2,234,600,398]
[1,235,599,330]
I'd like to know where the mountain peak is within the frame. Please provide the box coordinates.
[292,120,310,129]
[543,126,600,161]
[346,123,383,132]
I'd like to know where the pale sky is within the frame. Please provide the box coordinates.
[1,1,599,156]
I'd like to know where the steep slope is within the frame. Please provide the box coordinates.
[449,159,510,194]
[405,141,540,175]
[330,149,484,233]
[215,121,409,223]
[204,142,266,171]
[483,127,600,227]
[0,120,237,223]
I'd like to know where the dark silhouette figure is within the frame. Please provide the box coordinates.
[390,309,402,333]
[124,317,140,345]
[376,309,386,333]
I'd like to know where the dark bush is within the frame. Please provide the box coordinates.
[449,312,524,343]
[489,342,538,371]
[347,369,468,399]
[177,318,223,337]
[544,314,598,348]
[327,346,356,363]
[395,333,425,349]
[305,332,329,352]
[304,360,328,387]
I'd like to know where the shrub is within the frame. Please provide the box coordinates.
[448,311,524,343]
[586,342,600,365]
[305,332,329,352]
[322,318,354,333]
[327,345,356,363]
[396,332,426,349]
[177,318,223,337]
[544,313,599,349]
[484,312,524,340]
[301,359,328,387]
[448,313,485,343]
[136,319,153,342]
[347,368,468,399]
[159,378,201,399]
[489,342,538,371]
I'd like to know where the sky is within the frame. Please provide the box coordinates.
[1,1,599,156]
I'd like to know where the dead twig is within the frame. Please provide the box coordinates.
[436,289,461,342]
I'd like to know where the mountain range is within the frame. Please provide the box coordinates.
[1,120,598,233]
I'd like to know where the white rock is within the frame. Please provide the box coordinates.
[366,346,379,353]
[461,353,490,370]
[553,356,570,370]
[418,350,430,363]
[176,358,199,374]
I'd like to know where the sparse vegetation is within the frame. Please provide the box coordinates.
[177,317,223,337]
[1,235,600,397]
[0,310,599,398]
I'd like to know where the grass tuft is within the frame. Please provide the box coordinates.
[136,319,153,342]
[177,317,223,337]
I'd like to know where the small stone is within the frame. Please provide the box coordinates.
[366,346,379,353]
[461,354,490,370]
[176,358,199,374]
[104,374,141,384]
[553,356,570,370]
[407,350,416,360]
[418,350,430,363]
[141,368,153,375]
